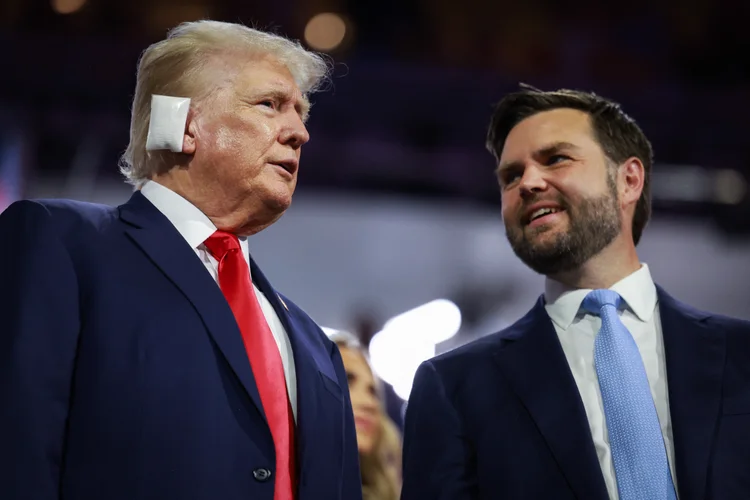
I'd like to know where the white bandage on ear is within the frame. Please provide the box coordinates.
[145,95,191,152]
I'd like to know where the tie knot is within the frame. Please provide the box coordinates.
[581,289,622,316]
[203,230,240,260]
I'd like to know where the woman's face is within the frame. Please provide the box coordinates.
[340,347,381,454]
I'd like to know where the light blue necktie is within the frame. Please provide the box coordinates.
[582,289,677,500]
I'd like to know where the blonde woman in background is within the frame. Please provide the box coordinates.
[330,331,402,500]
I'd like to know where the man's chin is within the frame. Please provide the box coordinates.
[268,195,292,215]
[524,218,567,238]
[519,227,564,249]
[518,253,576,276]
[262,184,294,210]
[510,238,575,275]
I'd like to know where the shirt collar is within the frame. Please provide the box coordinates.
[544,263,658,330]
[140,180,216,249]
[139,180,249,253]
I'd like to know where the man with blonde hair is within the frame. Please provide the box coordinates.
[0,20,362,500]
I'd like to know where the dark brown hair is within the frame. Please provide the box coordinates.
[485,84,653,245]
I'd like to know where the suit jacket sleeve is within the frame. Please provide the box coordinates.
[401,360,477,500]
[0,201,81,499]
[330,340,364,500]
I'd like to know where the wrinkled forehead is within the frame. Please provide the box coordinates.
[201,53,311,116]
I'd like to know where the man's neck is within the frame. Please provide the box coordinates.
[549,237,641,290]
[149,174,276,237]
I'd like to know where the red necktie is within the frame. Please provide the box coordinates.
[204,230,296,500]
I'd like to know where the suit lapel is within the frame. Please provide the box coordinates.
[657,286,724,500]
[494,298,609,500]
[118,191,266,421]
[248,256,343,479]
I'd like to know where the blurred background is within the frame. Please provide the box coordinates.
[2,0,749,402]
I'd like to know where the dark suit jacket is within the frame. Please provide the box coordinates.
[401,288,750,499]
[0,192,362,500]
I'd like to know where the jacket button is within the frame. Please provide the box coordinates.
[253,468,272,482]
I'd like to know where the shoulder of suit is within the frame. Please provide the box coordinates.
[657,284,750,338]
[704,312,750,335]
[1,199,118,270]
[3,198,118,243]
[427,327,510,374]
[7,198,117,233]
[427,296,545,369]
[657,284,748,329]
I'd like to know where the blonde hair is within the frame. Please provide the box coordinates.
[119,20,330,187]
[360,413,402,500]
[330,331,402,500]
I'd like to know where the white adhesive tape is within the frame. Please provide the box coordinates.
[145,95,191,152]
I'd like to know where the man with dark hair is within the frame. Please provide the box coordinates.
[401,86,750,500]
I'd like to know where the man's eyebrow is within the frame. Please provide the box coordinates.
[497,141,581,173]
[252,88,311,120]
[536,141,581,157]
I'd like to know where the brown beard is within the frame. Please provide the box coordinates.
[506,175,621,275]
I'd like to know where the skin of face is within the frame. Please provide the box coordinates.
[154,53,311,236]
[497,108,630,279]
[340,347,382,455]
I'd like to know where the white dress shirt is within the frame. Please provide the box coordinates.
[544,264,676,499]
[140,180,298,421]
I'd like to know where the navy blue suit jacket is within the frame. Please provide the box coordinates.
[0,192,362,500]
[402,289,750,499]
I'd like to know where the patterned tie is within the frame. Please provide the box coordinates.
[582,289,676,500]
[204,230,296,500]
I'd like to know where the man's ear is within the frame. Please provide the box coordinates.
[618,157,645,208]
[181,109,197,155]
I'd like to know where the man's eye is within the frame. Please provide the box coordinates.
[500,171,521,186]
[548,154,570,164]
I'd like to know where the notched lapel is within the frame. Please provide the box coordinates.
[657,286,724,500]
[493,297,609,500]
[118,192,266,421]
[248,257,339,389]
[248,258,343,485]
